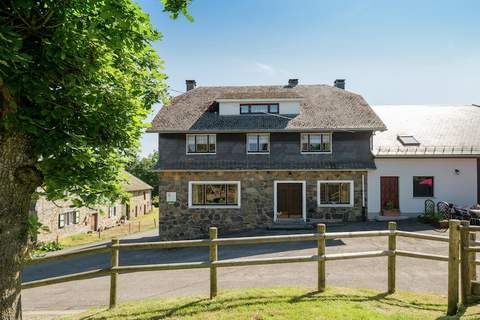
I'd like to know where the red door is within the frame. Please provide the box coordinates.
[380,177,399,210]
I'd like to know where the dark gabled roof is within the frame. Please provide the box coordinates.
[149,85,386,132]
[122,171,153,192]
[372,105,480,157]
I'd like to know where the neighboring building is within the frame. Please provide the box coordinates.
[368,105,480,219]
[33,171,153,242]
[149,79,386,240]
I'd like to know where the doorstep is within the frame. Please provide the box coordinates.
[374,215,411,221]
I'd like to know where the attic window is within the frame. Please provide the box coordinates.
[397,135,420,146]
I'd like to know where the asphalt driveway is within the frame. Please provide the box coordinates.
[22,220,455,313]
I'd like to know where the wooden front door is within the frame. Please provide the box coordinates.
[91,213,98,231]
[380,176,399,210]
[276,183,303,219]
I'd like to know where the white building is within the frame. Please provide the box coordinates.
[368,105,480,220]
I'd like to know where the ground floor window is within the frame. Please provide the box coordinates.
[59,210,80,228]
[189,181,241,208]
[317,180,354,207]
[413,176,434,197]
[108,206,117,218]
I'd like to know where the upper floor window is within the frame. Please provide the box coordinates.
[186,134,216,154]
[240,103,279,114]
[247,134,270,153]
[301,133,332,153]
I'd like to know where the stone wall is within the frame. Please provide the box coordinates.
[158,170,367,240]
[126,190,152,219]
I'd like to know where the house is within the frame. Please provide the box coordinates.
[32,171,153,242]
[368,105,480,219]
[149,79,386,240]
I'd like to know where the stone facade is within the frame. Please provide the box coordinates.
[33,197,123,242]
[126,190,152,219]
[158,170,367,240]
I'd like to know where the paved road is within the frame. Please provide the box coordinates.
[22,220,454,313]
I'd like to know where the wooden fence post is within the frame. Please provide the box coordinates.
[447,219,460,316]
[469,232,477,283]
[138,221,141,232]
[109,238,120,309]
[460,220,471,304]
[317,224,326,292]
[209,227,218,299]
[388,221,397,294]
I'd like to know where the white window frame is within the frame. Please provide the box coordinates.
[58,213,65,228]
[317,180,354,207]
[300,133,332,154]
[246,133,270,154]
[188,181,241,209]
[185,134,217,155]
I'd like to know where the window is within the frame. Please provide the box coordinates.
[240,103,279,114]
[189,181,241,208]
[301,133,331,153]
[317,181,354,207]
[59,211,79,228]
[108,206,117,218]
[398,135,420,146]
[413,176,434,197]
[186,134,216,154]
[247,134,270,153]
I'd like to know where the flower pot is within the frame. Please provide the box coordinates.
[382,209,400,217]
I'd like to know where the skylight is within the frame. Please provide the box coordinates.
[397,135,420,146]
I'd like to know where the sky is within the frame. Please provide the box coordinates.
[136,0,480,157]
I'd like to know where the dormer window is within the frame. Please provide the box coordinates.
[240,103,279,114]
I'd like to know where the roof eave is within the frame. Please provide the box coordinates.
[146,127,384,133]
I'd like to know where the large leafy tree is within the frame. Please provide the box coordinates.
[126,151,160,198]
[0,0,190,318]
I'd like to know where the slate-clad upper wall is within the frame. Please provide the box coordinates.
[156,131,375,170]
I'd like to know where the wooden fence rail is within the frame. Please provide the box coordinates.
[23,220,467,316]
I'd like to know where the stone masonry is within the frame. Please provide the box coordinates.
[158,170,367,240]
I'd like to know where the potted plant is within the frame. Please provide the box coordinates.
[383,201,400,217]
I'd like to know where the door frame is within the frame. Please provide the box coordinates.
[273,180,306,222]
[380,176,400,211]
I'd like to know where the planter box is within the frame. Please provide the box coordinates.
[382,209,400,217]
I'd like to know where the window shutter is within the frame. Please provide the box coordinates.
[58,213,65,228]
[74,211,80,224]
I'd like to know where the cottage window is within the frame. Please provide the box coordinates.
[189,181,240,208]
[301,133,331,153]
[59,211,79,228]
[186,134,216,154]
[108,206,117,218]
[247,134,270,153]
[413,176,434,197]
[240,103,279,114]
[317,181,353,207]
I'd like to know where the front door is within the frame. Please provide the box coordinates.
[91,213,98,231]
[276,182,303,220]
[380,176,399,211]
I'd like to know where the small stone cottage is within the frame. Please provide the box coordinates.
[32,171,153,242]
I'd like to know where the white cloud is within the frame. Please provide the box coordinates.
[254,62,276,75]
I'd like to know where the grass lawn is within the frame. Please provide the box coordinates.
[62,287,480,320]
[58,207,159,248]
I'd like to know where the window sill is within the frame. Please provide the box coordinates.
[186,153,217,155]
[318,204,354,208]
[247,152,270,155]
[301,151,332,154]
[189,205,241,209]
[413,196,435,199]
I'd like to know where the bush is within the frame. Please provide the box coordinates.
[35,241,63,253]
[418,211,443,224]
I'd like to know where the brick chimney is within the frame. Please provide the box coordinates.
[334,79,345,90]
[186,80,196,91]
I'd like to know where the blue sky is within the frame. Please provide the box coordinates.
[137,0,480,156]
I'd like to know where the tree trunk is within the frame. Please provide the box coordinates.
[0,133,42,320]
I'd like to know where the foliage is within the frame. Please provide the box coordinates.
[0,0,190,208]
[151,195,159,207]
[384,201,397,210]
[63,286,474,320]
[418,211,443,224]
[34,241,63,253]
[26,215,49,241]
[125,151,159,197]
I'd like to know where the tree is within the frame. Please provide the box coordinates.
[126,151,160,198]
[0,1,190,318]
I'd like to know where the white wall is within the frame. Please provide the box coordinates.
[367,158,478,219]
[219,101,300,115]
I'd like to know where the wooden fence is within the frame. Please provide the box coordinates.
[23,220,477,316]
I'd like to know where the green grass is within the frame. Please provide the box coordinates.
[59,208,159,248]
[62,287,480,320]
